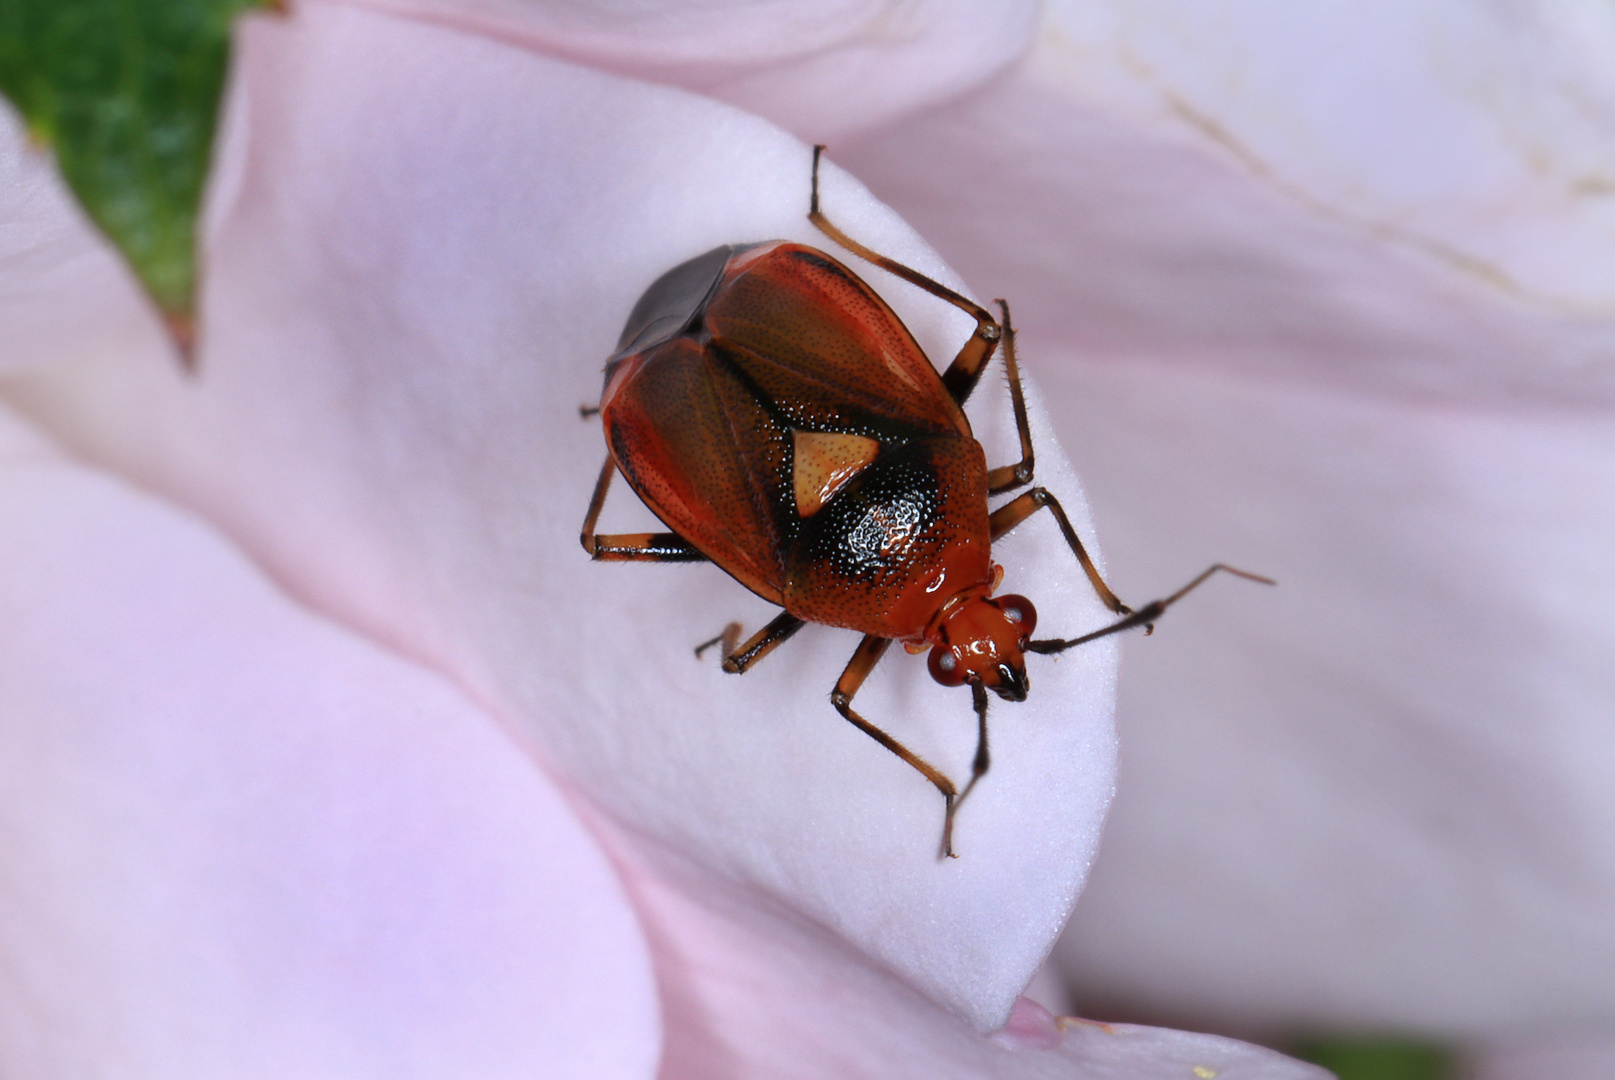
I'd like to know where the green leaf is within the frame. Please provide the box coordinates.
[1294,1038,1453,1080]
[0,0,269,359]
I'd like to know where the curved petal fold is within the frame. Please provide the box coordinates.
[0,403,660,1078]
[345,0,1040,140]
[1032,0,1615,314]
[597,815,1329,1080]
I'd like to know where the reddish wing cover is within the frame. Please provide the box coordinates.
[705,245,970,441]
[605,335,795,602]
[602,243,969,605]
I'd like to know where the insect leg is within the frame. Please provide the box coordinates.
[580,456,709,562]
[984,299,1036,495]
[950,683,991,825]
[693,625,739,661]
[808,146,1003,407]
[1027,565,1275,655]
[694,611,806,673]
[989,487,1131,616]
[831,634,965,859]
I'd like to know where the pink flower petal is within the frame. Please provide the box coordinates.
[1469,1033,1615,1080]
[837,6,1615,1038]
[0,402,660,1077]
[1030,0,1615,311]
[0,110,159,376]
[839,71,1615,409]
[595,811,1328,1079]
[345,0,1040,140]
[1050,367,1615,1033]
[4,0,1119,1031]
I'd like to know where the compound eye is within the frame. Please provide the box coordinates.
[996,594,1038,640]
[927,643,967,687]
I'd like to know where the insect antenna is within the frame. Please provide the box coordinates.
[939,682,994,860]
[1026,564,1273,655]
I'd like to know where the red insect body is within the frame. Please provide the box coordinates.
[602,241,999,646]
[582,148,1265,856]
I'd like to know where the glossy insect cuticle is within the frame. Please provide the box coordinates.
[580,144,1260,859]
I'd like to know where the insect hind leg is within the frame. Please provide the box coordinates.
[807,145,1003,407]
[983,300,1036,496]
[696,610,805,673]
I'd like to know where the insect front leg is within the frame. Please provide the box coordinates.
[580,456,709,562]
[989,486,1132,617]
[807,146,1003,407]
[831,634,965,859]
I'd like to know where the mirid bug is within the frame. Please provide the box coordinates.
[582,146,1267,857]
